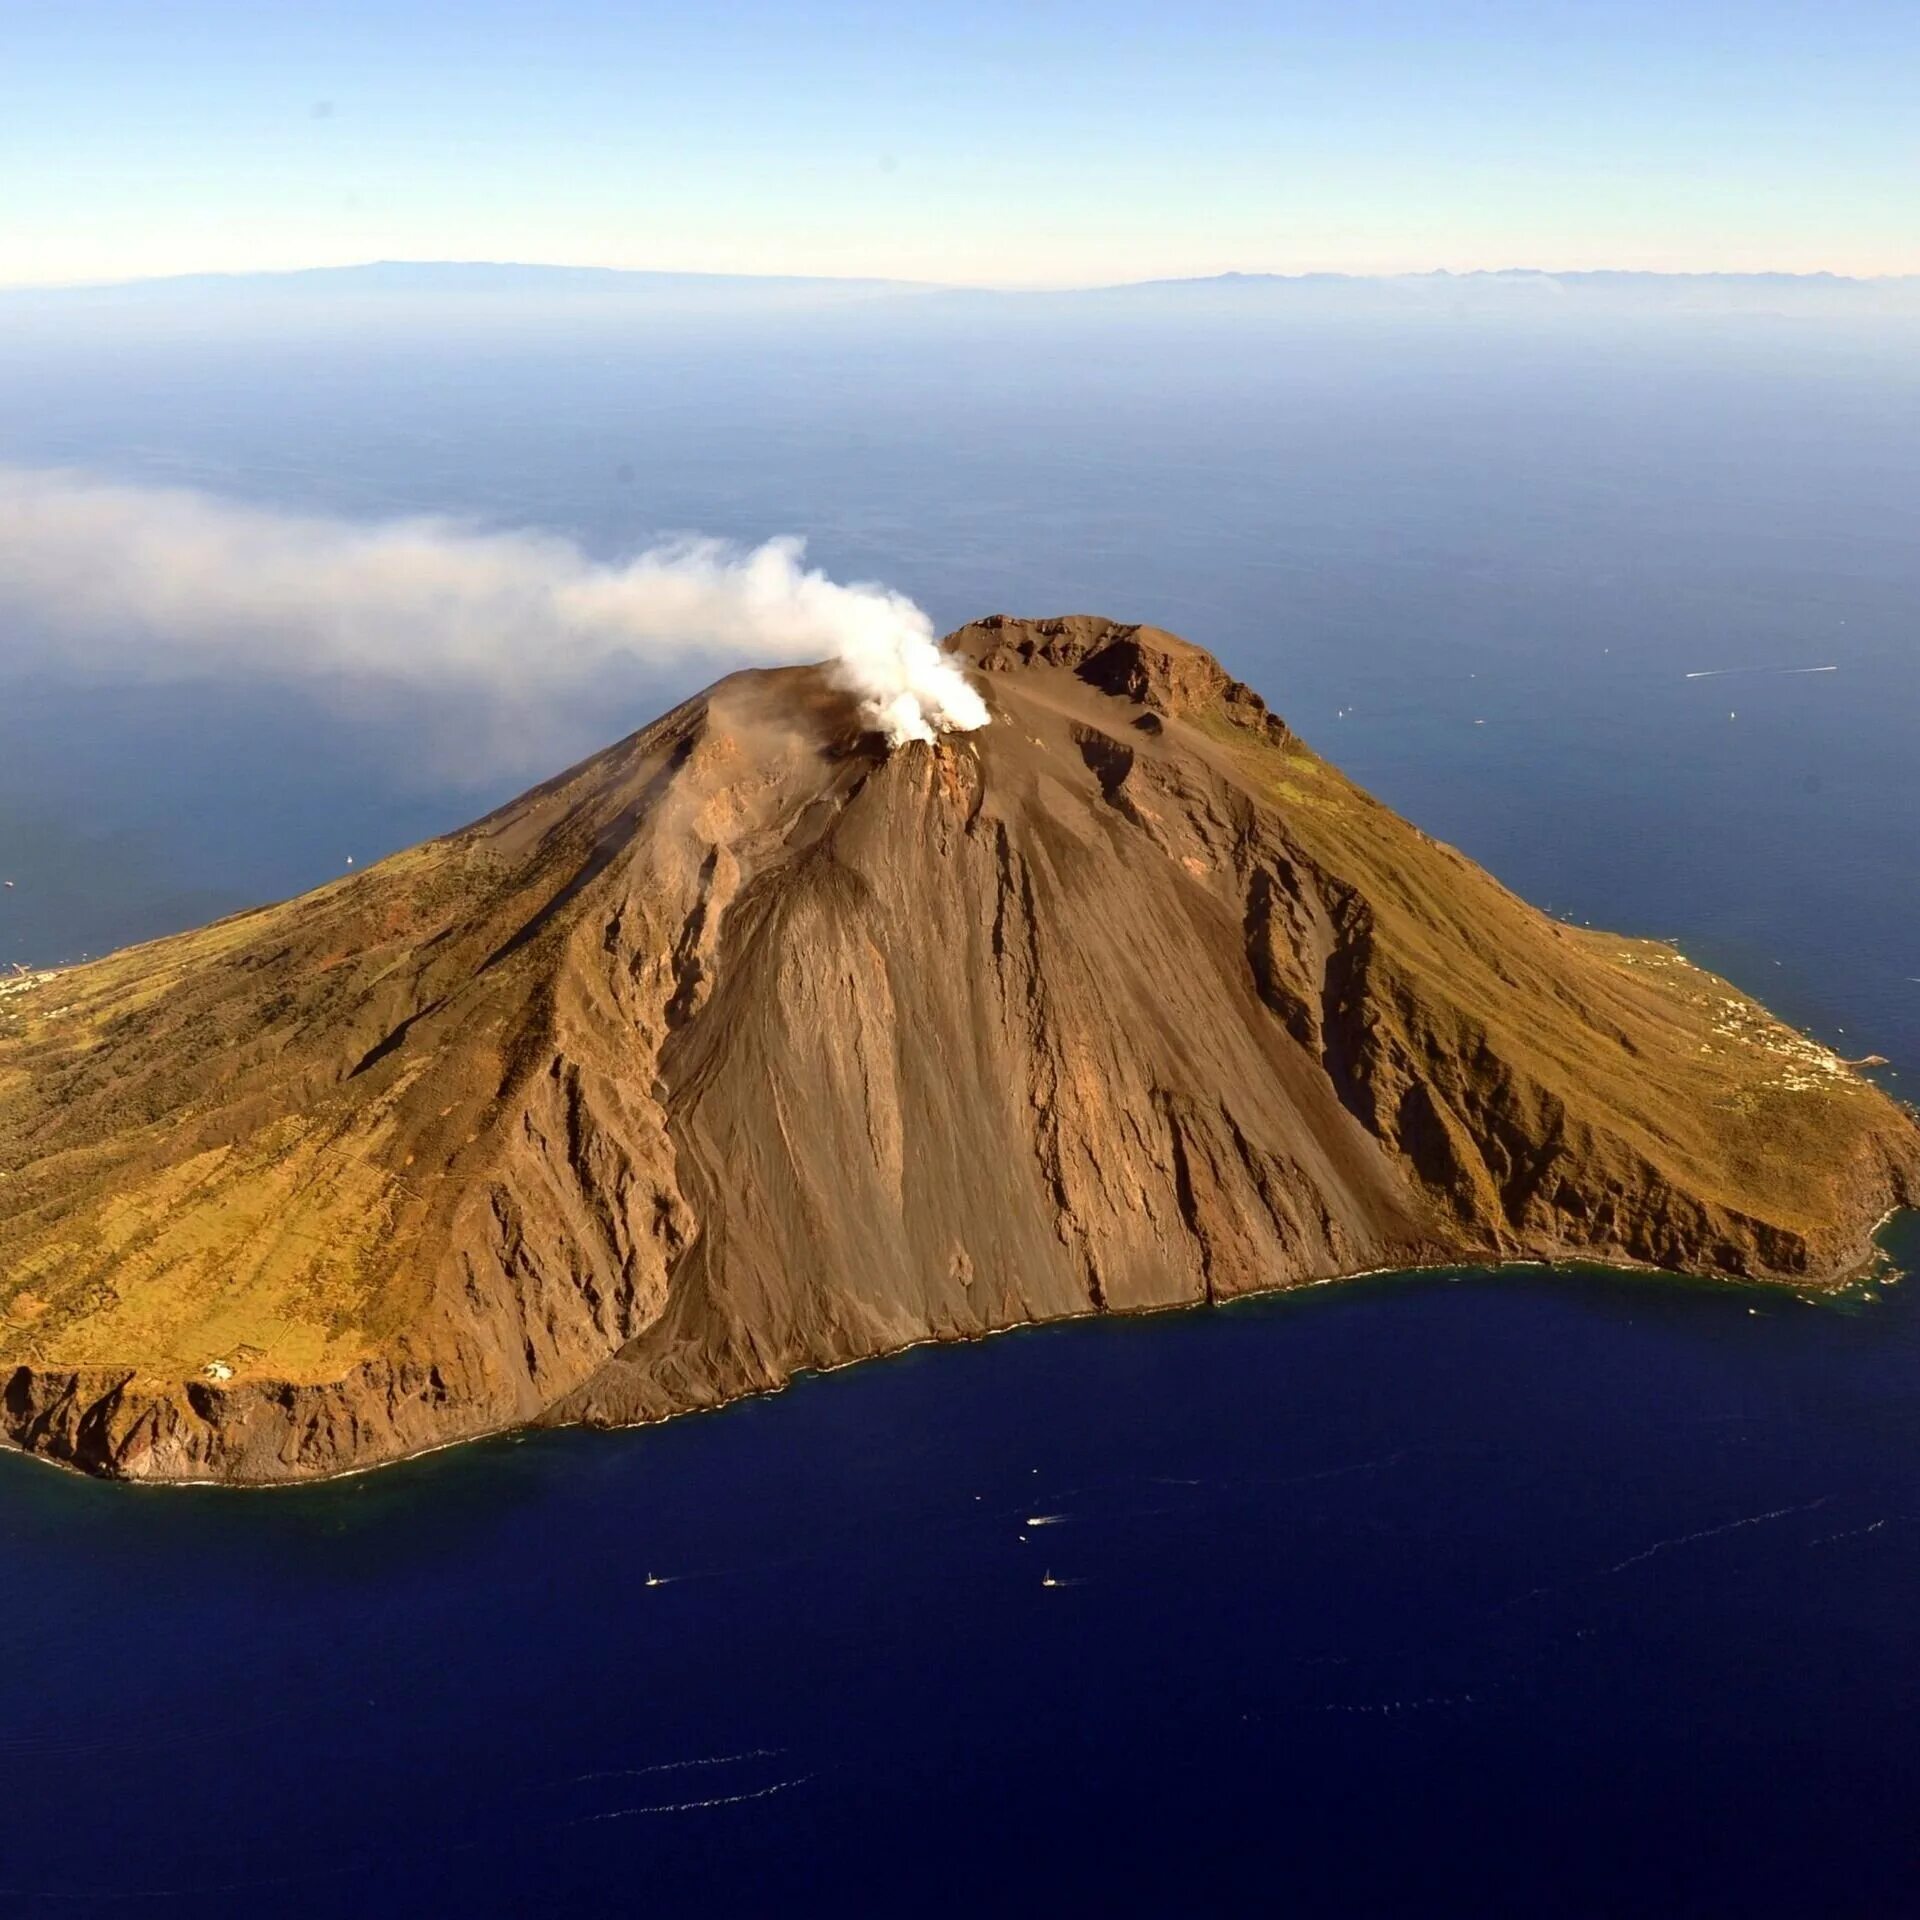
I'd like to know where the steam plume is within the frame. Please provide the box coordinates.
[0,466,987,748]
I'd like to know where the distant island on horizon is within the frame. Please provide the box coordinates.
[7,259,1919,315]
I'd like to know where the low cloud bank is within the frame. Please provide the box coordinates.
[0,466,986,748]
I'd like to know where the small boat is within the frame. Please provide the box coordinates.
[644,1572,664,1589]
[1041,1572,1059,1589]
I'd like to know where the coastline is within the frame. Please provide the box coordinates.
[5,1214,1910,1493]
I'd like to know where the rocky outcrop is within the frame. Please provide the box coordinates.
[962,613,1292,742]
[2,619,1913,1482]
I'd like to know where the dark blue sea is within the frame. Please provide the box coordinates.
[4,1237,1920,1916]
[1,293,1917,1914]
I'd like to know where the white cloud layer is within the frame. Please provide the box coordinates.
[0,466,987,749]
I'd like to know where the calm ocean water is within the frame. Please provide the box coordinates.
[3,1235,1919,1915]
[0,303,1916,1913]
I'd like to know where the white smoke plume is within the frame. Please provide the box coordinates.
[0,466,988,749]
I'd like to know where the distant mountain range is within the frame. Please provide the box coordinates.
[1075,266,1920,315]
[5,260,1918,318]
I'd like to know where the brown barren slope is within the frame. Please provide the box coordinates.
[3,616,1914,1482]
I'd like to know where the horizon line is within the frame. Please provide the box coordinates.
[5,258,1920,298]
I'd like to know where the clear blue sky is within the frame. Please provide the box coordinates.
[4,0,1915,287]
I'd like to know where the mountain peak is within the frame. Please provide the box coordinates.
[951,613,1290,739]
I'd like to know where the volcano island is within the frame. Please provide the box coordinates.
[3,617,1914,1483]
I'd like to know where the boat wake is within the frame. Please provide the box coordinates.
[1683,665,1838,680]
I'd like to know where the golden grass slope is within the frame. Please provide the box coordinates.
[1194,706,1899,1242]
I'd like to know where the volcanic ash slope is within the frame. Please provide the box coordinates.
[2,617,1914,1482]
